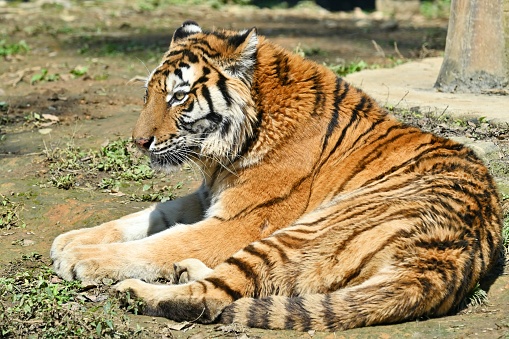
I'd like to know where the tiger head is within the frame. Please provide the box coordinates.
[132,21,259,171]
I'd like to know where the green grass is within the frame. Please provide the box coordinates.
[30,68,60,85]
[328,60,369,77]
[44,138,178,201]
[420,0,451,19]
[0,253,144,338]
[0,39,29,57]
[0,193,26,229]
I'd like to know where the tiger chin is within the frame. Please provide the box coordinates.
[51,21,503,331]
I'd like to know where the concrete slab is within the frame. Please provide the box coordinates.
[346,57,509,124]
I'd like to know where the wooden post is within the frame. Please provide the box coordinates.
[434,0,509,93]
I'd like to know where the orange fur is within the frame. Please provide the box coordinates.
[52,21,503,331]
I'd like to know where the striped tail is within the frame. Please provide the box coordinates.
[219,267,475,331]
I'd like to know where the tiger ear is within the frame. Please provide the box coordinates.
[172,20,202,44]
[223,27,258,85]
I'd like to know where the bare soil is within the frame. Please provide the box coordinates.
[1,1,508,338]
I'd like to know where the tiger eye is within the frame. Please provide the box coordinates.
[174,91,186,101]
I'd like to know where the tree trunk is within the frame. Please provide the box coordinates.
[434,0,509,93]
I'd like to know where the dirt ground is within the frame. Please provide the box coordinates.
[1,1,508,338]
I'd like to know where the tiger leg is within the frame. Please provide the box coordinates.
[51,186,209,277]
[113,229,314,323]
[51,210,269,284]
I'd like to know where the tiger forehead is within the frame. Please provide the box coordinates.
[146,30,244,92]
[166,30,244,62]
[148,60,198,93]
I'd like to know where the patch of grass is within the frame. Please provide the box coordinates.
[45,139,155,190]
[293,44,327,58]
[70,65,89,78]
[44,139,177,201]
[328,60,369,77]
[130,183,180,202]
[0,253,144,337]
[0,193,26,229]
[0,39,29,57]
[30,68,60,85]
[420,0,451,19]
[135,0,222,12]
[466,283,488,307]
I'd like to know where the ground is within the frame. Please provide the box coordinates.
[0,1,508,338]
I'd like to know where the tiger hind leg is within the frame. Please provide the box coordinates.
[115,224,480,330]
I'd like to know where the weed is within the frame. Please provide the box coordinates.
[328,60,368,77]
[45,139,157,192]
[0,253,145,337]
[30,68,60,85]
[135,0,222,12]
[0,39,29,57]
[502,194,509,257]
[130,183,178,202]
[466,283,488,307]
[293,44,327,58]
[70,65,89,78]
[0,193,26,229]
[420,0,451,19]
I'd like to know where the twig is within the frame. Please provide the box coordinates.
[371,40,385,58]
[393,41,404,59]
[393,91,409,110]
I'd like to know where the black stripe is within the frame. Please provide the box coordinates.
[237,106,263,158]
[205,112,222,124]
[311,69,325,114]
[259,239,290,263]
[201,86,216,115]
[182,99,194,113]
[322,77,342,150]
[220,118,231,137]
[284,297,312,331]
[274,233,304,249]
[225,173,307,220]
[332,127,419,195]
[225,257,260,296]
[183,50,199,63]
[217,72,232,107]
[247,297,272,328]
[197,280,208,293]
[322,294,337,330]
[274,51,291,86]
[174,68,183,80]
[205,277,242,300]
[324,82,358,158]
[243,244,272,268]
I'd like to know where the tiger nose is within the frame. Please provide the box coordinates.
[134,137,153,151]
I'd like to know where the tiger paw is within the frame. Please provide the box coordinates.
[50,228,94,262]
[173,258,214,284]
[52,243,161,284]
[115,279,174,316]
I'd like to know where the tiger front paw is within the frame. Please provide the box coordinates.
[52,243,162,284]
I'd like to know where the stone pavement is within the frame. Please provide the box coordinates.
[346,57,509,124]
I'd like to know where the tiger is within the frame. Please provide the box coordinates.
[50,21,503,331]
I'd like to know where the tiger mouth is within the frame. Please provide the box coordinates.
[149,146,197,169]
